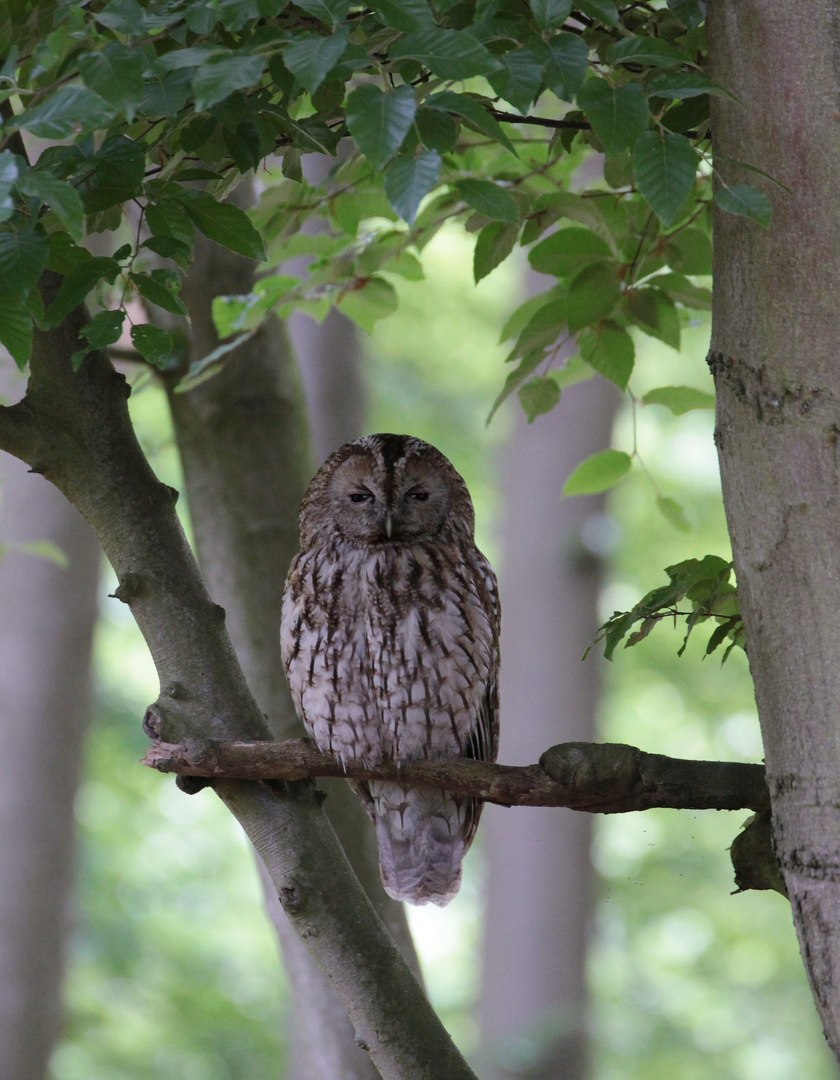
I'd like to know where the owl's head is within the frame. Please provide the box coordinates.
[298,433,475,547]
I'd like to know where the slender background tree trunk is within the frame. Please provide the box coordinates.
[0,369,100,1080]
[480,374,618,1080]
[708,0,840,1057]
[165,202,418,1077]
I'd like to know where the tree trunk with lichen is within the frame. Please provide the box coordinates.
[708,0,840,1058]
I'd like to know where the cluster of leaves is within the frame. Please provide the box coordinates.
[1,0,777,504]
[588,554,745,663]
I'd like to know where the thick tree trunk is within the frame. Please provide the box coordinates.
[480,376,617,1080]
[0,371,100,1080]
[166,212,418,1079]
[708,0,840,1056]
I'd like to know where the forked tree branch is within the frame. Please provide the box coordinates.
[143,737,770,815]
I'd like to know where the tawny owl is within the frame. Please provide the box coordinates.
[280,433,500,906]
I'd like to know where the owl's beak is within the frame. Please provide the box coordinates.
[384,511,393,538]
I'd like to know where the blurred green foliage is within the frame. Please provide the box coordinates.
[51,226,838,1080]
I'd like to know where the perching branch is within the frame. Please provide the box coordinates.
[143,737,770,815]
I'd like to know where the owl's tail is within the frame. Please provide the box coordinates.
[360,781,482,906]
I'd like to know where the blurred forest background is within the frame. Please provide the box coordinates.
[3,214,837,1080]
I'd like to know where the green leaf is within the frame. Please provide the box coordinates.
[176,331,253,393]
[151,46,220,72]
[566,260,621,332]
[97,0,180,35]
[528,227,612,276]
[17,85,117,139]
[80,309,126,349]
[579,320,634,389]
[130,324,176,369]
[646,71,729,101]
[456,179,519,224]
[142,66,194,118]
[384,150,442,224]
[529,0,572,30]
[192,53,266,112]
[337,275,398,331]
[507,299,567,359]
[130,269,189,316]
[518,376,560,422]
[146,198,195,247]
[179,193,266,260]
[642,385,715,414]
[83,135,145,213]
[661,95,710,135]
[415,107,459,153]
[487,351,543,423]
[576,0,620,28]
[500,290,563,342]
[626,288,680,349]
[563,448,631,495]
[667,0,706,29]
[0,227,49,298]
[44,257,122,329]
[657,494,690,532]
[0,295,32,369]
[607,36,687,67]
[662,227,711,274]
[543,33,588,101]
[603,149,633,189]
[576,79,649,157]
[346,84,416,170]
[284,29,349,94]
[424,91,517,156]
[488,48,543,115]
[0,150,18,207]
[370,0,436,30]
[474,221,519,283]
[390,28,502,80]
[715,184,772,227]
[294,0,351,26]
[651,271,712,310]
[383,249,424,280]
[16,169,84,243]
[633,130,697,226]
[78,43,143,120]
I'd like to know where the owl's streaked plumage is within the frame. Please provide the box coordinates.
[280,433,500,906]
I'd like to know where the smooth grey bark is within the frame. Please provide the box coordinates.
[708,0,840,1058]
[0,370,100,1080]
[0,283,477,1080]
[479,376,618,1080]
[162,214,418,1079]
[290,307,366,464]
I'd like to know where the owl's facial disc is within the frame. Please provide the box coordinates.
[328,454,450,543]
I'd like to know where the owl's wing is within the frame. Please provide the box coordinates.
[458,551,500,844]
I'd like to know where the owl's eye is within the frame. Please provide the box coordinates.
[406,490,429,502]
[348,490,374,504]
